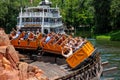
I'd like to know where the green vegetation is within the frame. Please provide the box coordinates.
[75,27,92,38]
[96,35,120,48]
[96,35,110,41]
[95,30,120,41]
[110,31,120,41]
[0,0,120,36]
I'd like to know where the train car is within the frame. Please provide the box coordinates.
[10,31,101,69]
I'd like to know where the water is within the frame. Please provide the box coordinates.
[100,49,120,80]
[88,39,120,79]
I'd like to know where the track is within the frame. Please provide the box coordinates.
[19,50,103,80]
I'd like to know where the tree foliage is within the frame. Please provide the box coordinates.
[0,0,119,34]
[110,0,120,30]
[110,31,120,41]
[0,0,20,33]
[93,0,112,34]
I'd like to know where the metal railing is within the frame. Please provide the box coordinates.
[19,12,59,17]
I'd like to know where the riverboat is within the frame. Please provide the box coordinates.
[17,0,64,34]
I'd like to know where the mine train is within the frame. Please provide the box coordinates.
[10,31,96,69]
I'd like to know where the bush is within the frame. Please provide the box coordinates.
[96,35,110,40]
[110,31,120,41]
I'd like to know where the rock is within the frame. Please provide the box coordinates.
[2,57,12,70]
[0,32,10,46]
[2,57,11,65]
[0,46,7,54]
[6,45,19,69]
[0,69,19,80]
[18,62,28,80]
[0,29,48,80]
[0,53,3,60]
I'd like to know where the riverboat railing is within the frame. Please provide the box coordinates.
[19,12,59,17]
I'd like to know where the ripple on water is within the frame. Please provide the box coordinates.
[101,52,120,79]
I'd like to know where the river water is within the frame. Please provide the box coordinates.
[89,39,120,80]
[100,48,120,80]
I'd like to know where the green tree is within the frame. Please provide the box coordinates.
[110,0,120,30]
[93,0,112,34]
[0,1,8,28]
[60,0,94,28]
[0,0,20,33]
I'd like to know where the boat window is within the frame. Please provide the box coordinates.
[50,9,58,13]
[44,9,47,12]
[22,18,26,22]
[37,9,42,12]
[33,9,38,12]
[36,18,42,22]
[17,18,19,23]
[50,18,54,23]
[26,18,29,22]
[48,18,50,22]
[50,28,55,32]
[33,18,36,22]
[40,18,42,22]
[44,18,48,22]
[58,18,62,22]
[44,29,48,34]
[55,18,57,22]
[36,18,40,22]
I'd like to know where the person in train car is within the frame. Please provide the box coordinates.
[23,32,29,40]
[28,31,35,41]
[10,28,16,34]
[36,29,40,34]
[73,38,88,51]
[45,32,52,43]
[56,33,62,40]
[65,37,77,48]
[9,28,16,38]
[12,30,22,39]
[61,46,73,58]
[61,38,77,58]
[33,29,40,38]
[45,34,51,43]
[19,31,25,40]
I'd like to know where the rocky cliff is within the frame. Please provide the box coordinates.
[0,28,48,80]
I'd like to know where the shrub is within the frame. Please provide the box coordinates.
[96,35,110,40]
[110,31,120,41]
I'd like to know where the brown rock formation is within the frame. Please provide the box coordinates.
[0,28,48,80]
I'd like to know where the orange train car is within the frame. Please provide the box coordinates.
[11,32,42,50]
[66,41,95,68]
[10,32,95,69]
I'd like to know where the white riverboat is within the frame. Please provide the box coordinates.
[17,0,64,34]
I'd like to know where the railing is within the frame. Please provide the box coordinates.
[20,22,62,28]
[43,22,63,28]
[19,12,59,17]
